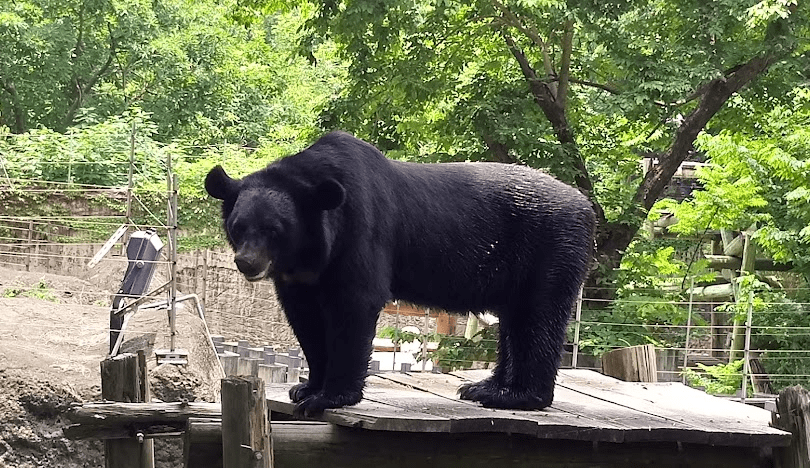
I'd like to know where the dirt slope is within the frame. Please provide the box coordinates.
[0,267,222,467]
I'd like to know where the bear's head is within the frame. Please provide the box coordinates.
[205,165,345,283]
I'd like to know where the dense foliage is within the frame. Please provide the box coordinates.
[2,0,810,390]
[298,0,810,292]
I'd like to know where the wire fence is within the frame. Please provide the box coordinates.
[2,129,808,398]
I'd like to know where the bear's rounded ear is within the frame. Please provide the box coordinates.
[205,165,239,200]
[311,179,345,211]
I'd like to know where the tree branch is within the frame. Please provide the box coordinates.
[62,23,117,129]
[557,19,574,110]
[481,132,516,164]
[501,31,606,224]
[491,0,556,93]
[634,54,778,213]
[564,78,620,94]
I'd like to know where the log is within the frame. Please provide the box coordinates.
[185,418,223,468]
[723,234,744,257]
[65,401,222,426]
[222,376,272,468]
[704,255,795,272]
[772,386,810,468]
[601,345,658,383]
[686,283,733,300]
[185,420,768,468]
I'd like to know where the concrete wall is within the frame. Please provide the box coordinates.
[0,239,463,349]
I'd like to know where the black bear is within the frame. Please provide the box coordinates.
[205,131,595,416]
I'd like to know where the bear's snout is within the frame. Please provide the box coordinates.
[234,253,272,282]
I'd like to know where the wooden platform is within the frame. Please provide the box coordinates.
[266,369,789,448]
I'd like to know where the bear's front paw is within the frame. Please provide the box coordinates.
[293,390,363,418]
[459,379,552,410]
[458,377,499,401]
[289,382,320,403]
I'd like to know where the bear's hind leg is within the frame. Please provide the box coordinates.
[460,288,575,410]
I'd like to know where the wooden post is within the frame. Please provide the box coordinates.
[258,364,287,384]
[436,313,455,335]
[220,353,239,376]
[682,277,695,384]
[772,386,810,468]
[25,220,33,271]
[202,250,210,310]
[237,357,261,377]
[101,352,155,468]
[221,376,272,468]
[601,345,658,383]
[572,286,583,368]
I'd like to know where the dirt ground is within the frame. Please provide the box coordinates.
[0,266,222,468]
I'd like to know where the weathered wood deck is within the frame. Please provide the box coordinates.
[266,369,789,447]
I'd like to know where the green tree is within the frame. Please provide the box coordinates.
[298,0,809,292]
[0,0,345,147]
[660,88,810,276]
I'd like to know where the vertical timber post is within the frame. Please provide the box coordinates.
[572,286,583,369]
[101,352,155,468]
[25,220,33,271]
[741,290,754,403]
[730,230,756,361]
[772,386,810,468]
[221,376,272,468]
[422,308,430,371]
[682,277,695,384]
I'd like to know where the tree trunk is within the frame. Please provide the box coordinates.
[495,5,783,303]
[1,77,27,133]
[587,53,779,300]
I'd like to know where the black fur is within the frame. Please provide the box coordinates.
[205,131,595,416]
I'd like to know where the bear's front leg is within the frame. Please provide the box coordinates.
[293,296,380,417]
[275,283,329,403]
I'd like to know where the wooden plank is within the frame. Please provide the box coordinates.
[265,382,451,433]
[270,374,695,443]
[553,369,790,446]
[375,372,641,440]
[270,421,772,468]
[444,370,707,442]
[265,369,790,447]
[451,369,789,446]
[66,401,222,425]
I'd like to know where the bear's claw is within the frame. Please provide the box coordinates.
[292,390,363,418]
[459,380,552,410]
[289,382,320,403]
